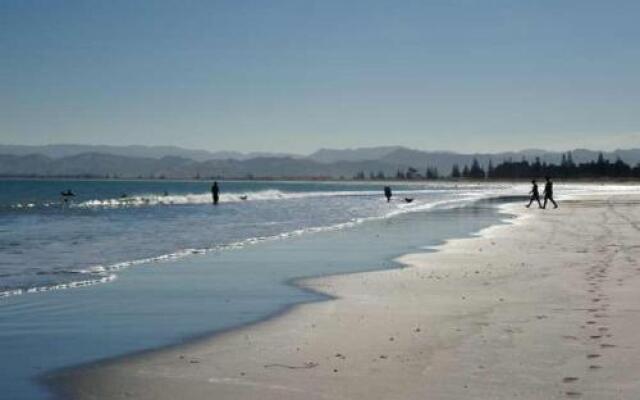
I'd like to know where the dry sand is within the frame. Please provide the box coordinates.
[50,194,640,400]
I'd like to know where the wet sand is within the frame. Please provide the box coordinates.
[49,194,640,400]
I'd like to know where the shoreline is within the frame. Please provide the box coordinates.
[0,191,472,301]
[40,199,514,396]
[3,190,509,399]
[49,193,640,399]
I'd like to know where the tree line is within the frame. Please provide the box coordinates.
[353,152,640,180]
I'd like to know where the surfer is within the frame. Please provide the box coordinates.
[211,181,220,205]
[384,186,392,203]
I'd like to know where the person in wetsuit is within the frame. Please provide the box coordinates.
[543,176,558,209]
[384,186,392,203]
[211,181,220,205]
[526,180,543,209]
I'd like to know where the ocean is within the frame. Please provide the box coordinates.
[1,179,635,399]
[0,179,516,297]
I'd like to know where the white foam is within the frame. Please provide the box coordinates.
[6,182,637,299]
[0,274,117,298]
[70,186,506,209]
[1,190,491,299]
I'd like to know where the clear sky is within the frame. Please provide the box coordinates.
[1,0,639,154]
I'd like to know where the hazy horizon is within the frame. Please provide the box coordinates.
[2,141,640,156]
[2,1,640,153]
[4,141,640,156]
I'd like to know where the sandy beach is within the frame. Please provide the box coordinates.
[50,194,640,400]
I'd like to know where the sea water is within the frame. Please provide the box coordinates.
[0,179,636,399]
[0,179,518,296]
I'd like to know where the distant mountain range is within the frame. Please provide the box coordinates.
[0,144,296,162]
[1,144,639,179]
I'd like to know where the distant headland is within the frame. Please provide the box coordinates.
[1,144,639,181]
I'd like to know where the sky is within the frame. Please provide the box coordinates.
[1,0,640,154]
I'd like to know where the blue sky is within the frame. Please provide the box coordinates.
[1,0,639,153]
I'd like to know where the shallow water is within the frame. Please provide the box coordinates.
[0,200,506,399]
[2,180,637,399]
[0,179,516,296]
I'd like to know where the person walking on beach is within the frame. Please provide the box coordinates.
[384,186,392,202]
[526,180,543,209]
[543,176,558,209]
[211,181,220,205]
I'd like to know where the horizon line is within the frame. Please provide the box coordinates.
[2,142,640,157]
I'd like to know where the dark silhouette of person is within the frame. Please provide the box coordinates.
[61,189,75,205]
[543,176,558,209]
[384,186,392,202]
[211,181,220,205]
[526,180,543,209]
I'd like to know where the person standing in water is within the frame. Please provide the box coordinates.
[60,189,75,206]
[384,186,392,203]
[526,180,543,209]
[211,181,220,205]
[543,176,558,209]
